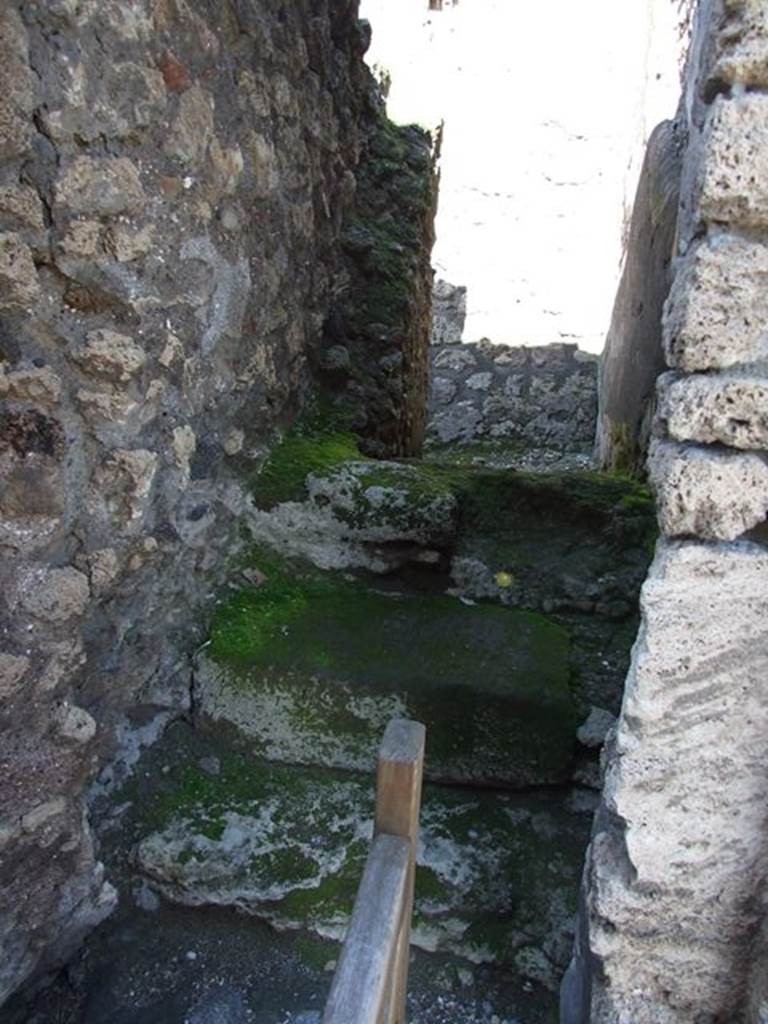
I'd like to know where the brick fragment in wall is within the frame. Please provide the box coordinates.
[710,0,768,90]
[648,439,768,540]
[696,94,768,230]
[584,539,768,1024]
[663,235,768,371]
[657,371,768,450]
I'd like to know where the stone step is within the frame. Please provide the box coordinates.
[196,555,576,788]
[131,723,593,988]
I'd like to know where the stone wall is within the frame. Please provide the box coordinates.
[564,1,768,1020]
[426,339,598,450]
[0,0,429,1006]
[317,113,439,457]
[596,117,684,476]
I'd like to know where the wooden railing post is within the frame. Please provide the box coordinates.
[322,719,425,1024]
[375,718,426,1024]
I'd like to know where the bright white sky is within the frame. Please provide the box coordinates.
[359,0,683,351]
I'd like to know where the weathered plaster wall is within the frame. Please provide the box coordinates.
[0,0,434,1006]
[564,1,768,1020]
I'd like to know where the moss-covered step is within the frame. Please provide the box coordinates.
[197,553,576,788]
[132,724,592,989]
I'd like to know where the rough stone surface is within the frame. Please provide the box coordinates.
[663,234,768,371]
[0,233,40,309]
[696,94,768,230]
[70,329,146,383]
[0,0,396,1006]
[54,157,146,218]
[431,278,467,345]
[580,541,768,1023]
[317,115,439,458]
[427,340,597,449]
[710,0,768,89]
[648,439,768,540]
[658,371,768,450]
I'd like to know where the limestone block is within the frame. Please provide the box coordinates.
[433,346,477,371]
[95,449,158,525]
[158,334,184,368]
[0,365,62,406]
[0,186,46,234]
[10,565,90,623]
[0,8,35,160]
[171,424,196,483]
[711,0,768,89]
[88,548,121,593]
[0,233,40,309]
[38,638,86,693]
[75,389,140,426]
[207,139,244,196]
[222,429,244,455]
[431,278,467,345]
[55,157,146,217]
[586,540,768,1022]
[57,220,103,258]
[649,439,768,540]
[658,371,768,449]
[71,329,146,383]
[431,376,457,406]
[245,131,279,197]
[663,236,768,371]
[20,798,68,834]
[93,62,167,139]
[429,401,483,443]
[104,223,155,262]
[697,95,768,229]
[576,707,616,749]
[54,703,97,744]
[493,347,528,368]
[0,653,29,700]
[164,85,214,165]
[466,371,493,391]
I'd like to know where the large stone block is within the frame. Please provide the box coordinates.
[663,235,768,371]
[658,370,768,449]
[0,7,35,160]
[648,439,768,540]
[8,565,90,623]
[54,157,146,218]
[197,562,576,788]
[583,540,768,1022]
[0,233,40,309]
[696,94,768,230]
[710,0,768,90]
[71,329,146,383]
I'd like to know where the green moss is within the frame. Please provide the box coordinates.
[252,431,362,510]
[209,573,309,661]
[293,934,337,972]
[205,547,575,787]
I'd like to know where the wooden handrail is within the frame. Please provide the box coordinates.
[323,719,426,1024]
